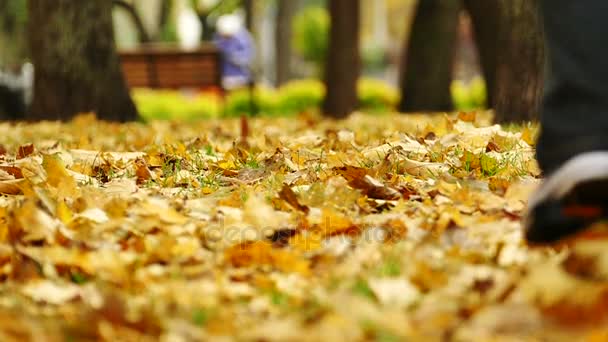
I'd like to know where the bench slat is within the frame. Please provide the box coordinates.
[118,44,223,90]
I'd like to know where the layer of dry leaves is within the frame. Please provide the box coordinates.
[1,112,608,341]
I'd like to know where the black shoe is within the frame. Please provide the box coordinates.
[524,152,608,244]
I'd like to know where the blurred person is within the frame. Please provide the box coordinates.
[525,1,608,244]
[0,63,33,119]
[214,14,255,90]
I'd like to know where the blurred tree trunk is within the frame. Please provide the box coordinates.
[464,0,544,122]
[463,0,499,108]
[491,0,544,123]
[157,0,173,40]
[243,0,254,31]
[399,0,461,112]
[275,0,297,86]
[323,0,360,118]
[27,0,138,121]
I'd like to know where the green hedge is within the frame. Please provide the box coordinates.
[134,90,221,121]
[358,78,399,112]
[134,77,484,121]
[451,76,487,111]
[223,86,279,117]
[278,79,326,114]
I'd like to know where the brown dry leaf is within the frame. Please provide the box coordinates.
[42,154,79,198]
[347,174,401,200]
[69,149,146,167]
[0,179,23,195]
[434,207,465,234]
[134,157,153,184]
[315,208,354,237]
[521,125,538,146]
[104,178,138,197]
[401,157,448,178]
[136,199,189,225]
[244,192,290,233]
[17,143,34,159]
[461,150,481,171]
[488,177,510,195]
[504,180,539,214]
[225,241,310,275]
[485,140,501,153]
[0,165,23,179]
[14,199,58,243]
[21,280,80,305]
[458,111,476,122]
[382,218,409,243]
[333,165,368,182]
[360,137,425,162]
[278,184,310,214]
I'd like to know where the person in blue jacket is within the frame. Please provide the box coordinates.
[214,14,255,91]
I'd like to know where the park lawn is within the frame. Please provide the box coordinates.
[0,112,606,341]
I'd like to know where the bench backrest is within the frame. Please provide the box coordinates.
[119,44,223,91]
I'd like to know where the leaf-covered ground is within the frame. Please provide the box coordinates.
[0,112,607,341]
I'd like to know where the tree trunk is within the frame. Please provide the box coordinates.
[323,0,360,119]
[492,0,544,123]
[463,0,499,108]
[243,0,254,32]
[157,0,173,40]
[399,0,461,112]
[27,0,138,122]
[275,0,297,86]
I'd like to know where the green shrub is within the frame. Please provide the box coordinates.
[276,78,399,114]
[277,79,325,115]
[292,7,329,74]
[358,78,400,111]
[223,86,279,117]
[451,76,487,111]
[133,77,408,120]
[469,76,487,108]
[133,89,220,121]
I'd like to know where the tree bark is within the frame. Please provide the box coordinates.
[27,0,138,122]
[243,0,254,32]
[157,0,173,40]
[463,0,499,108]
[196,0,223,41]
[323,0,360,119]
[399,0,461,112]
[491,0,544,123]
[275,0,297,86]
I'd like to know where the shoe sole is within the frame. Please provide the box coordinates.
[525,152,608,244]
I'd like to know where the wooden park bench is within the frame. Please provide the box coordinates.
[119,43,258,116]
[118,43,223,92]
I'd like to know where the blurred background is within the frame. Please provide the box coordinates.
[0,0,541,122]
